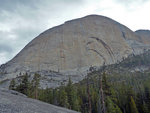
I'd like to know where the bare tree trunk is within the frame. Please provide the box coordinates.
[87,75,92,113]
[100,75,106,113]
[35,87,38,99]
[99,63,106,113]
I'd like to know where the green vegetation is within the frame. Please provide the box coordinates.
[9,51,150,113]
[10,71,150,113]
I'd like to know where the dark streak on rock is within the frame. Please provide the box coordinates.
[88,49,106,63]
[122,31,126,39]
[86,41,94,45]
[89,37,114,61]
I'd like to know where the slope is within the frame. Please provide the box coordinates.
[0,15,150,88]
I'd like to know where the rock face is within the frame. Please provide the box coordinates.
[0,88,79,113]
[135,30,150,45]
[0,15,150,88]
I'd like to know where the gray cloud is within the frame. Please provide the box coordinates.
[0,44,13,53]
[0,0,85,64]
[0,0,83,13]
[0,0,150,65]
[114,0,149,7]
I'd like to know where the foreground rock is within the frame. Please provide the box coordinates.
[0,15,150,88]
[0,88,79,113]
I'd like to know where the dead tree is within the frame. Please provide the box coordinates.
[87,70,92,113]
[98,63,106,113]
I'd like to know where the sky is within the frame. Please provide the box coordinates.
[0,0,150,65]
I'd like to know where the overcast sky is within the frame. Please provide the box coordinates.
[0,0,150,65]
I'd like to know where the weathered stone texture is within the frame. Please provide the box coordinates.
[0,88,79,113]
[0,15,150,88]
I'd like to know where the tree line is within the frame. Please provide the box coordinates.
[9,70,150,113]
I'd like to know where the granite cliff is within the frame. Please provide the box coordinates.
[0,15,150,88]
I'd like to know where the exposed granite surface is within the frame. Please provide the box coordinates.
[0,15,150,88]
[0,88,79,113]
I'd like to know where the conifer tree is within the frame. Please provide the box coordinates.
[9,79,16,90]
[53,89,59,105]
[32,73,40,99]
[142,102,149,113]
[130,96,139,113]
[66,77,73,109]
[106,97,122,113]
[59,88,69,108]
[144,86,150,110]
[66,77,80,111]
[86,74,92,113]
[21,73,29,95]
[47,88,53,104]
[16,73,29,95]
[72,89,80,111]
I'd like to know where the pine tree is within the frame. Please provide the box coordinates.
[16,73,29,95]
[77,85,88,113]
[142,102,149,113]
[21,73,29,95]
[66,77,73,109]
[116,83,133,113]
[99,72,106,113]
[32,73,40,99]
[130,96,139,113]
[102,72,111,96]
[9,79,16,90]
[59,88,69,108]
[46,88,53,104]
[65,77,80,111]
[72,89,80,111]
[53,89,59,105]
[144,86,150,110]
[38,89,45,102]
[86,75,92,113]
[102,72,122,113]
[91,87,99,113]
[106,97,122,113]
